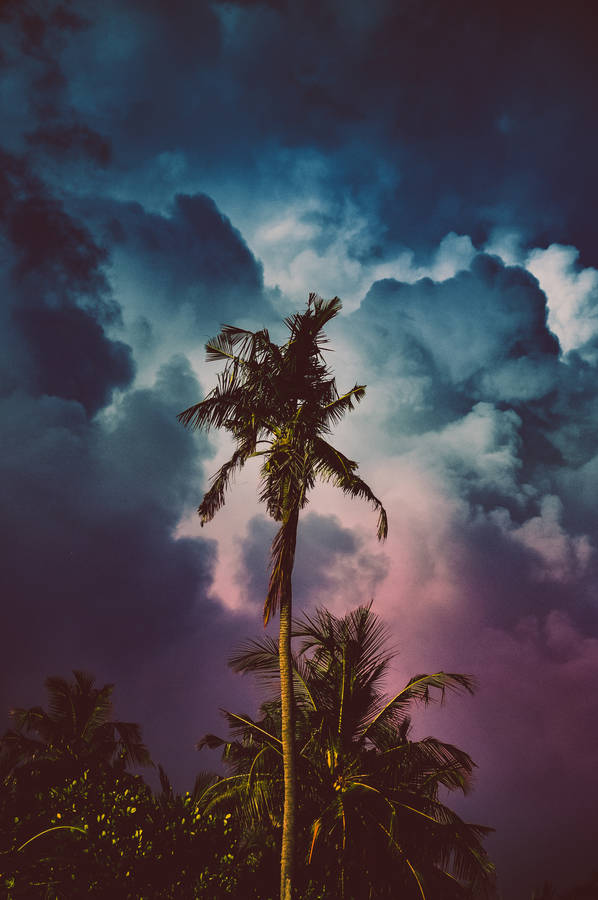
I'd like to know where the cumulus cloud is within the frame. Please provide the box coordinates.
[0,149,135,412]
[503,495,593,585]
[1,357,210,662]
[236,512,388,618]
[526,244,598,358]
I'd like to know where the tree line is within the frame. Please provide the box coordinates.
[1,603,495,898]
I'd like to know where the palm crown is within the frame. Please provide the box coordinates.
[200,605,495,899]
[0,670,151,786]
[178,293,387,624]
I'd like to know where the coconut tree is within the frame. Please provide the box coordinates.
[200,605,495,899]
[178,294,387,900]
[0,670,151,789]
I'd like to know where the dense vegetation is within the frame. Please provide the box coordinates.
[0,671,268,898]
[0,614,594,898]
[0,606,498,899]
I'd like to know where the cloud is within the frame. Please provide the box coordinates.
[1,356,209,658]
[236,512,388,618]
[358,254,558,384]
[333,248,598,640]
[0,149,135,413]
[342,255,563,457]
[526,243,598,358]
[4,0,598,271]
[503,495,593,585]
[406,610,598,898]
[27,121,112,165]
[13,302,133,415]
[102,192,266,315]
[0,164,261,782]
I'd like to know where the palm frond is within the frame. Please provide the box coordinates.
[410,737,476,792]
[177,385,247,432]
[157,762,173,799]
[2,672,149,778]
[197,732,228,752]
[191,770,220,801]
[312,436,388,540]
[264,506,299,624]
[81,685,114,738]
[205,324,256,361]
[45,675,77,726]
[320,385,366,429]
[220,710,282,751]
[113,721,152,767]
[198,441,255,525]
[229,636,281,679]
[229,636,318,711]
[362,673,476,741]
[71,669,100,697]
[8,706,49,737]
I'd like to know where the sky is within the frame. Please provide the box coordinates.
[1,0,598,896]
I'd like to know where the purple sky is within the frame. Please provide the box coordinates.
[2,2,598,896]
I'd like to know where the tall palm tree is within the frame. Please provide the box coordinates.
[0,670,151,789]
[200,605,495,899]
[178,294,388,900]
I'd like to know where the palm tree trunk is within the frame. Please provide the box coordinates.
[279,506,299,900]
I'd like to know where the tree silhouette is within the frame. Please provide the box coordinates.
[179,294,387,900]
[200,605,495,899]
[0,669,151,790]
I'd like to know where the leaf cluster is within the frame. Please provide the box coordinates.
[1,670,151,793]
[199,604,495,899]
[178,294,387,622]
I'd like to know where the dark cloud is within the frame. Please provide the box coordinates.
[355,254,559,385]
[2,0,597,267]
[0,283,264,790]
[1,149,134,412]
[97,192,269,327]
[27,121,112,165]
[346,255,562,446]
[0,355,240,783]
[50,4,90,32]
[238,512,388,619]
[7,191,108,298]
[14,303,131,413]
[345,254,598,526]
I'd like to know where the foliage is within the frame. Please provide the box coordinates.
[200,604,496,900]
[0,765,261,897]
[178,292,387,624]
[0,672,267,897]
[0,670,151,792]
[532,872,598,900]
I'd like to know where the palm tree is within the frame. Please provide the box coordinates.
[0,669,151,790]
[200,605,495,899]
[178,293,388,900]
